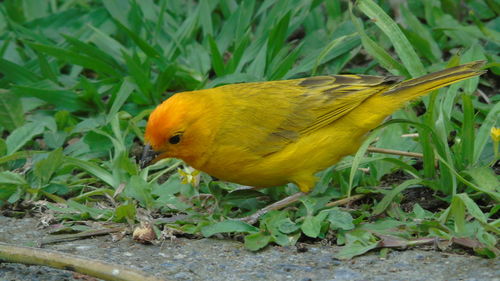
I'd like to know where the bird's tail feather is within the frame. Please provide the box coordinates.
[383,60,486,100]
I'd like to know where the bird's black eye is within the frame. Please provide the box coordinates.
[168,134,182,144]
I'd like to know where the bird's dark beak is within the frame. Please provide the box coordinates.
[140,144,160,168]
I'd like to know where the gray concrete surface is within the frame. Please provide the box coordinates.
[0,216,498,281]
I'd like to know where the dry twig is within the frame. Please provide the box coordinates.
[0,242,166,281]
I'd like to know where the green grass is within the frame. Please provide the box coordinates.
[0,0,498,258]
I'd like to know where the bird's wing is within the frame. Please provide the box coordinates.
[215,75,400,157]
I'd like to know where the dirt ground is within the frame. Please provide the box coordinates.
[0,215,498,281]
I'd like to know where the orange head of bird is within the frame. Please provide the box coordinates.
[143,92,212,166]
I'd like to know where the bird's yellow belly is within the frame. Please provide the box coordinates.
[194,120,367,189]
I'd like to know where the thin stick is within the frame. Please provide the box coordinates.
[367,146,424,158]
[237,192,306,224]
[476,89,491,104]
[401,133,419,138]
[325,194,365,207]
[0,242,165,281]
[39,227,126,246]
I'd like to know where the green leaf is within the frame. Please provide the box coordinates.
[413,203,427,219]
[435,152,500,200]
[125,175,155,208]
[201,220,259,237]
[0,58,40,83]
[357,0,425,77]
[312,35,352,75]
[0,186,18,204]
[0,171,27,185]
[221,189,268,210]
[64,156,116,187]
[199,0,213,36]
[326,209,355,230]
[0,90,24,131]
[43,131,67,149]
[267,11,290,61]
[0,139,6,157]
[35,51,57,82]
[107,77,136,123]
[102,0,130,25]
[88,24,126,64]
[244,232,272,251]
[301,211,329,238]
[400,4,441,62]
[373,179,422,215]
[33,148,64,185]
[301,216,321,238]
[6,122,45,155]
[13,85,87,112]
[113,20,162,61]
[474,102,500,164]
[464,167,500,193]
[247,47,267,78]
[7,187,23,204]
[450,194,466,234]
[122,53,152,103]
[349,130,382,196]
[27,43,121,76]
[115,203,137,222]
[352,16,408,76]
[456,194,491,228]
[335,230,379,259]
[66,200,113,220]
[461,94,475,168]
[0,150,45,165]
[42,184,69,196]
[278,218,300,234]
[208,35,225,76]
[62,34,121,70]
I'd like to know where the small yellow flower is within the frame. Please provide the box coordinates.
[178,167,201,186]
[491,127,500,142]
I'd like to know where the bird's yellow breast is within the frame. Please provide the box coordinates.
[190,107,378,192]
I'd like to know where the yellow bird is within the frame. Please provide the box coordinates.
[144,61,485,222]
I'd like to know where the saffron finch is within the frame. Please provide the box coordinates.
[144,61,485,221]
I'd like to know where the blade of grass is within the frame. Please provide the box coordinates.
[357,0,426,77]
[64,157,116,188]
[350,8,408,76]
[199,0,213,37]
[62,34,121,70]
[122,52,153,103]
[400,4,441,62]
[6,122,45,155]
[27,43,121,77]
[88,24,126,64]
[0,58,40,83]
[373,179,422,215]
[435,153,500,201]
[450,194,466,234]
[207,35,225,77]
[348,130,382,197]
[106,77,135,124]
[35,51,58,82]
[434,107,457,195]
[312,35,350,75]
[113,20,163,62]
[461,94,475,168]
[267,11,291,62]
[0,90,24,131]
[13,85,86,112]
[474,101,500,164]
